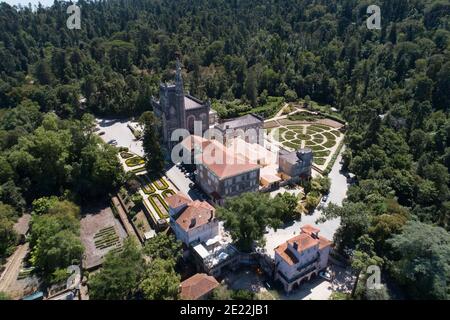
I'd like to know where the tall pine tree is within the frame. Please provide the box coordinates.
[140,111,164,174]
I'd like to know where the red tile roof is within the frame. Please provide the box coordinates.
[319,236,332,250]
[166,193,191,209]
[180,273,219,300]
[301,224,320,235]
[195,140,260,179]
[275,225,331,265]
[176,200,215,232]
[275,233,319,265]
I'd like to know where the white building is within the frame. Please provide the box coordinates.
[166,193,219,246]
[274,225,332,293]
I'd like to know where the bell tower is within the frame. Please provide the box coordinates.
[175,59,186,130]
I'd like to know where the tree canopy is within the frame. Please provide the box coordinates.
[88,239,181,300]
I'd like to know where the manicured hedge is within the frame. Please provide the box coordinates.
[323,140,345,176]
[94,227,120,250]
[286,125,304,131]
[148,194,169,219]
[152,177,169,190]
[120,151,134,159]
[323,140,336,148]
[314,158,326,165]
[138,175,156,194]
[130,167,147,174]
[323,131,336,141]
[284,141,301,149]
[313,150,330,158]
[125,157,145,167]
[162,189,176,198]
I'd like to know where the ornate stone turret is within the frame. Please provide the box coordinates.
[175,58,184,94]
[175,58,186,130]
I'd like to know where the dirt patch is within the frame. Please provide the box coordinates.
[80,207,127,270]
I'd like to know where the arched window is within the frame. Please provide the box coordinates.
[187,115,196,132]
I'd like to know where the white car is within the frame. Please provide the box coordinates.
[319,270,332,281]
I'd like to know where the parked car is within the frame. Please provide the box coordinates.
[98,131,105,136]
[319,270,332,281]
[322,194,329,202]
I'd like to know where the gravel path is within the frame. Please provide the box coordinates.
[0,243,29,293]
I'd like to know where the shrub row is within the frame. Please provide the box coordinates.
[130,167,147,174]
[153,177,169,190]
[125,157,145,167]
[313,158,326,165]
[162,189,176,199]
[138,175,156,194]
[120,151,134,159]
[323,140,345,176]
[148,194,169,219]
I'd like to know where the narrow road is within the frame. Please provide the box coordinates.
[264,147,348,256]
[0,243,29,293]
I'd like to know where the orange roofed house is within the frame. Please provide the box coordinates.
[274,225,332,293]
[180,273,219,300]
[192,139,260,205]
[166,193,219,245]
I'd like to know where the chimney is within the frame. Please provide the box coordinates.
[209,209,214,222]
[293,242,298,251]
[189,218,196,228]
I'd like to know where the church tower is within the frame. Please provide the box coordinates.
[175,59,187,130]
[151,59,210,149]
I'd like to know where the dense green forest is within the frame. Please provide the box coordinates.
[0,0,449,299]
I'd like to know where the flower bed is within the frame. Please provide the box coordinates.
[323,140,336,148]
[313,158,326,165]
[94,226,120,250]
[138,175,156,194]
[130,167,147,174]
[148,194,169,219]
[313,150,330,158]
[125,157,145,167]
[162,189,176,199]
[322,131,336,141]
[120,151,134,159]
[152,177,169,190]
